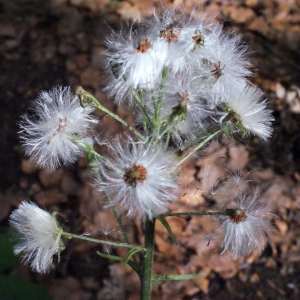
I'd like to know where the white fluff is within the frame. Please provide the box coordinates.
[104,27,165,105]
[97,137,179,220]
[9,201,63,273]
[191,24,252,94]
[218,189,270,258]
[20,86,97,170]
[219,84,274,141]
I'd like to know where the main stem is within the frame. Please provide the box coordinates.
[140,218,156,300]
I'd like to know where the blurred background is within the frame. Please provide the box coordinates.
[1,0,300,299]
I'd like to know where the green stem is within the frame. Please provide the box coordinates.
[174,129,218,151]
[82,146,141,272]
[176,130,220,167]
[130,88,153,130]
[164,131,171,150]
[77,142,121,172]
[155,67,168,134]
[62,232,146,250]
[76,86,144,140]
[159,211,226,218]
[140,218,156,300]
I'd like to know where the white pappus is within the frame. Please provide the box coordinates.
[9,201,64,273]
[20,86,97,170]
[97,136,179,220]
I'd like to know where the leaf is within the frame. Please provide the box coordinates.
[156,215,177,245]
[96,251,124,262]
[124,247,142,266]
[152,273,201,283]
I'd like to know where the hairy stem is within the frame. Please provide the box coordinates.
[140,218,156,300]
[176,130,220,167]
[155,67,168,134]
[159,211,226,218]
[76,86,144,140]
[130,88,154,130]
[62,232,146,250]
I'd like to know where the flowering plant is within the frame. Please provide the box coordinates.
[10,6,273,299]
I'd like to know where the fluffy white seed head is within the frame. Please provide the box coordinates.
[218,189,270,258]
[9,201,64,273]
[104,26,165,105]
[218,84,274,141]
[191,24,252,94]
[97,137,179,220]
[20,86,97,170]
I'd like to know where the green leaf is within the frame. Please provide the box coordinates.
[96,251,124,262]
[124,248,142,266]
[156,215,177,245]
[152,273,201,283]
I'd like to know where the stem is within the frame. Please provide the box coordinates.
[176,130,220,167]
[159,211,226,218]
[76,86,144,140]
[130,88,154,130]
[89,159,141,267]
[62,232,146,250]
[155,67,168,134]
[164,131,171,150]
[77,142,121,172]
[140,218,156,300]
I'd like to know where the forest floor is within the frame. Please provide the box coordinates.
[1,0,300,299]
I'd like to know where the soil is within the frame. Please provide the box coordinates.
[1,0,300,299]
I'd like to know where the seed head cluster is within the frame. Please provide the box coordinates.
[12,6,275,273]
[104,6,273,143]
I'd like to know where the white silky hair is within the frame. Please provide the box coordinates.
[9,201,63,273]
[97,136,179,220]
[221,84,274,141]
[218,189,270,258]
[20,86,97,170]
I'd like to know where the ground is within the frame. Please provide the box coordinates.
[1,0,300,299]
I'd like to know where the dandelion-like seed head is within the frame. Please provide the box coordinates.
[217,85,274,141]
[98,137,179,219]
[218,189,270,258]
[20,86,97,170]
[9,201,64,273]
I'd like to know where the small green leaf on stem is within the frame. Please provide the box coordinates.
[152,273,201,283]
[156,215,177,245]
[125,248,143,266]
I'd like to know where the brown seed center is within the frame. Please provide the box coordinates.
[160,25,179,42]
[123,164,147,187]
[227,208,248,223]
[135,39,151,53]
